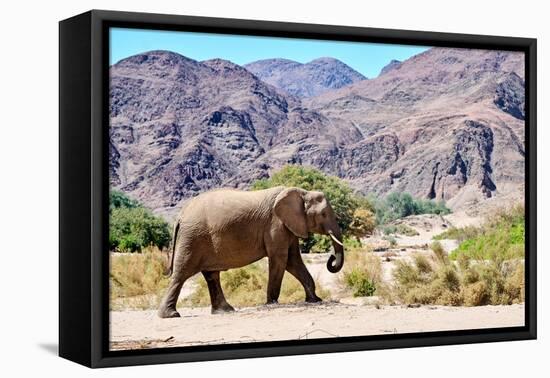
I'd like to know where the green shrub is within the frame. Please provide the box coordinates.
[433,226,480,242]
[341,249,385,297]
[110,190,140,211]
[345,268,376,297]
[382,225,397,235]
[343,236,363,249]
[382,223,419,236]
[383,235,397,247]
[448,205,525,261]
[109,193,171,252]
[373,192,451,224]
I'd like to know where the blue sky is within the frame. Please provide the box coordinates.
[110,28,430,78]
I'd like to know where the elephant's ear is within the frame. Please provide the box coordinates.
[273,188,308,238]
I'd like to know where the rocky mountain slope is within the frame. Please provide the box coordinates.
[305,48,525,209]
[110,48,525,219]
[244,57,366,98]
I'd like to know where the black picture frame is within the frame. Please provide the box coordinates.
[59,9,537,368]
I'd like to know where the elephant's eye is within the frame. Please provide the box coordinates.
[321,211,327,218]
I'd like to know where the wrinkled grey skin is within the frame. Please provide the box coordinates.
[158,186,344,318]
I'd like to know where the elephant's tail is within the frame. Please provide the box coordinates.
[166,222,180,277]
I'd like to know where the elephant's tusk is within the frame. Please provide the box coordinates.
[328,231,344,246]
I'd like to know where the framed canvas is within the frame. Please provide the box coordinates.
[59,10,537,368]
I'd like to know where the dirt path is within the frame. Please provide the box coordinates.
[110,302,524,350]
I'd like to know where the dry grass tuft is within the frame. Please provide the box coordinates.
[430,241,448,265]
[388,249,524,307]
[110,246,170,310]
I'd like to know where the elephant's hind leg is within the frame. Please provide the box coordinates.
[158,269,195,318]
[202,271,235,314]
[158,276,185,318]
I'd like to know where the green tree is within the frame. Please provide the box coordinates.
[109,191,171,252]
[110,190,140,211]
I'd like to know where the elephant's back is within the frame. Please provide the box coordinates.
[177,187,283,228]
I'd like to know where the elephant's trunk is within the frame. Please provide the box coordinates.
[326,229,344,273]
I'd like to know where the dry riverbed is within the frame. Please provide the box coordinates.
[110,302,524,350]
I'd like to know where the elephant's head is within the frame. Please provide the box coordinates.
[274,187,344,273]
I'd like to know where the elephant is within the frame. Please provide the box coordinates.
[157,185,344,318]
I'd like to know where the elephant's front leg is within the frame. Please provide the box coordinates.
[286,239,322,303]
[202,271,235,314]
[266,250,288,304]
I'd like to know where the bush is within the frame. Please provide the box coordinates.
[383,235,397,247]
[387,249,525,306]
[110,190,140,211]
[448,205,525,261]
[252,165,375,252]
[341,248,385,297]
[109,191,171,252]
[373,192,450,224]
[345,269,376,297]
[382,223,419,236]
[433,226,480,242]
[348,208,377,239]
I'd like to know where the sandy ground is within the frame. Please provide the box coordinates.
[110,302,524,350]
[111,212,524,351]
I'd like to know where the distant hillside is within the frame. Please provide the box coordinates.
[244,57,366,98]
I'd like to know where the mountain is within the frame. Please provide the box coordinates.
[305,48,525,209]
[379,59,402,75]
[110,48,525,220]
[244,57,366,98]
[109,51,361,218]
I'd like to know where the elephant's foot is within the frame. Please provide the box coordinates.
[158,307,181,318]
[306,295,322,303]
[265,299,279,305]
[211,303,235,314]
